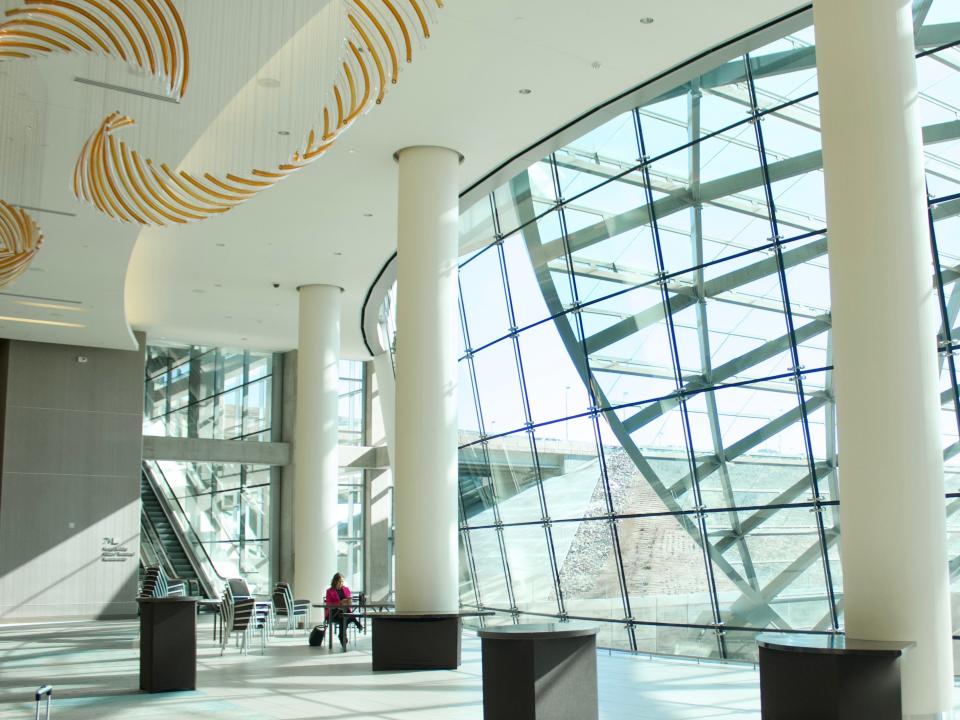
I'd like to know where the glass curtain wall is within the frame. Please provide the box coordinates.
[144,345,275,440]
[144,344,279,592]
[456,3,960,661]
[339,469,365,589]
[339,360,365,445]
[153,460,273,591]
[337,360,366,588]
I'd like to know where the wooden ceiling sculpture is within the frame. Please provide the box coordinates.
[0,0,189,99]
[0,200,43,287]
[72,0,443,226]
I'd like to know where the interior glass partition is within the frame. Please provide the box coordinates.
[455,2,960,661]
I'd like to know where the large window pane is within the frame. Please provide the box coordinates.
[455,8,960,659]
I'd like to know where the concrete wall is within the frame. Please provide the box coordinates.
[278,349,297,585]
[142,435,291,465]
[0,337,145,621]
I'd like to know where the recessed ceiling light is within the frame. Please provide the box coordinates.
[257,77,280,89]
[518,88,532,95]
[363,212,374,218]
[0,315,84,328]
[15,300,84,312]
[639,16,654,24]
[216,242,226,247]
[333,251,343,256]
[278,130,290,136]
[192,289,205,294]
[225,315,233,320]
[213,283,222,288]
[241,337,248,341]
[348,149,357,155]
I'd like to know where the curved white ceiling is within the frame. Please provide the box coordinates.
[0,0,803,356]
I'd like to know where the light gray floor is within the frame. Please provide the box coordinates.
[0,618,953,719]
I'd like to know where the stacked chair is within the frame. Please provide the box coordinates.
[272,582,311,634]
[227,577,274,635]
[220,582,267,655]
[139,565,187,598]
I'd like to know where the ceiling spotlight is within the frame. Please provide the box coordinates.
[348,149,357,155]
[518,88,532,95]
[333,251,343,256]
[278,130,290,136]
[363,212,374,218]
[639,16,654,24]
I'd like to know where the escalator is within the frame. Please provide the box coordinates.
[140,471,203,594]
[139,463,230,599]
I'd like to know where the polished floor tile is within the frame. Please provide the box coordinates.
[0,619,957,719]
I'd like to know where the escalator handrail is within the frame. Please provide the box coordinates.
[146,460,228,581]
[149,461,245,583]
[139,510,177,580]
[142,461,228,594]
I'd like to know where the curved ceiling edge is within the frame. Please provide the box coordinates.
[457,5,812,212]
[357,5,813,358]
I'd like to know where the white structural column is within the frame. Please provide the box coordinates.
[814,1,954,714]
[394,146,461,613]
[293,284,342,604]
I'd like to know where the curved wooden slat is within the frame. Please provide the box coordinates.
[1,0,189,98]
[0,201,43,288]
[72,0,440,226]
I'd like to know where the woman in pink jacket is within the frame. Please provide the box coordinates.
[325,572,362,649]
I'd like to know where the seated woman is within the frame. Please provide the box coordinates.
[325,572,362,649]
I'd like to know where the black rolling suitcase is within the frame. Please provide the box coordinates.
[308,623,327,646]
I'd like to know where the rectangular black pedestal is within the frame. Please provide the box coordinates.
[139,598,197,692]
[371,615,461,670]
[759,646,902,719]
[481,635,597,720]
